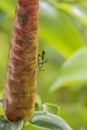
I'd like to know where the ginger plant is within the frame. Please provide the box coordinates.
[0,0,73,130]
[3,0,39,122]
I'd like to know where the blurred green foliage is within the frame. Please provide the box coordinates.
[0,0,87,129]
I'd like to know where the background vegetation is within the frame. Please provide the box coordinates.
[0,0,87,129]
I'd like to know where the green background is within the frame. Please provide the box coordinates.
[0,0,87,129]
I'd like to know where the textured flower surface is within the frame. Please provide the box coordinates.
[3,0,39,122]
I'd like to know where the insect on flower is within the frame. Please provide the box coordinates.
[38,50,48,71]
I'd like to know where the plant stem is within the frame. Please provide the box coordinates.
[3,0,39,122]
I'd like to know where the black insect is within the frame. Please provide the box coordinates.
[38,50,48,71]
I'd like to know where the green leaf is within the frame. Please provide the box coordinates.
[23,123,50,130]
[60,104,87,129]
[55,3,87,26]
[43,103,60,115]
[39,1,84,58]
[35,95,42,111]
[30,111,72,130]
[0,116,24,130]
[50,48,87,92]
